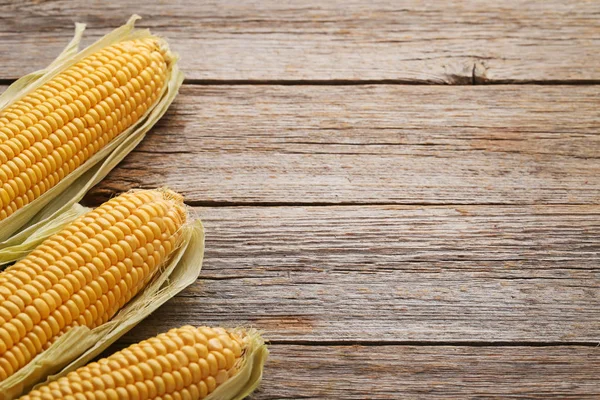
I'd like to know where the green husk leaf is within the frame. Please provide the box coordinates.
[206,330,269,400]
[0,203,90,266]
[0,15,184,243]
[0,218,205,400]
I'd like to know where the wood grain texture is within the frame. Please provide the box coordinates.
[97,343,600,399]
[108,205,600,343]
[76,84,600,205]
[255,345,600,399]
[0,0,599,82]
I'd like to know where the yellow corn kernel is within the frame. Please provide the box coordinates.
[0,189,186,381]
[20,326,259,400]
[0,38,170,221]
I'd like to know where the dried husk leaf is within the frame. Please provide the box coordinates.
[0,15,184,243]
[0,211,205,400]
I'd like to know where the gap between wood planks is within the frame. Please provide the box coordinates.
[112,338,600,348]
[182,78,600,86]
[108,336,600,352]
[3,78,600,86]
[82,197,600,208]
[265,340,600,347]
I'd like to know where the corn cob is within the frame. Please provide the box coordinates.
[20,326,267,400]
[0,189,186,381]
[0,36,170,222]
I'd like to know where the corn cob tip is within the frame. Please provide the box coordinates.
[158,187,184,204]
[125,188,187,227]
[157,188,187,227]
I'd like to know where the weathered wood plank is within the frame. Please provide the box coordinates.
[115,205,600,343]
[0,1,599,82]
[100,342,600,398]
[77,84,600,205]
[252,345,600,399]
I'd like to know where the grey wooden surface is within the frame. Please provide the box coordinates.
[1,1,599,398]
[1,1,600,83]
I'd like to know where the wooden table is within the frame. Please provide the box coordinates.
[2,1,600,398]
